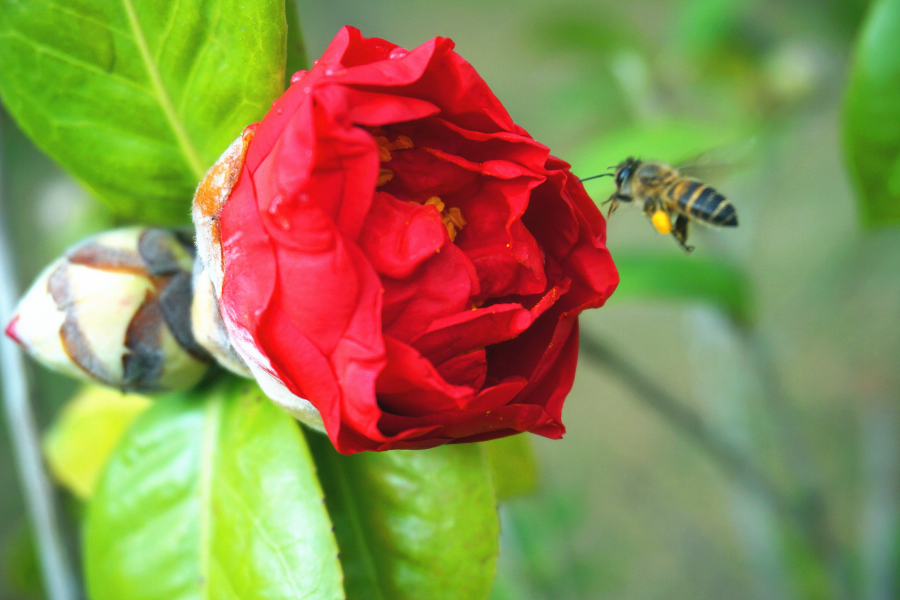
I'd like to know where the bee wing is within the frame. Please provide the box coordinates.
[675,139,757,183]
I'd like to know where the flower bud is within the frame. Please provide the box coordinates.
[5,228,211,392]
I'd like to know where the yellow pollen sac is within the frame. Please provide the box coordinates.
[375,134,415,164]
[392,135,414,150]
[652,209,673,234]
[446,206,466,230]
[424,196,445,212]
[378,168,394,186]
[424,197,466,242]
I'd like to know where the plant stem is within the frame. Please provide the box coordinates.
[0,116,79,600]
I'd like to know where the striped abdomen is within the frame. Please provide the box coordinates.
[666,179,738,227]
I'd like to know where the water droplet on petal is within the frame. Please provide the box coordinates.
[290,70,308,85]
[389,47,409,60]
[303,86,312,94]
[373,44,385,53]
[324,66,347,77]
[276,108,283,114]
[313,58,319,66]
[267,195,292,230]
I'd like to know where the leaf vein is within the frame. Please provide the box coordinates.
[120,0,205,179]
[0,30,149,95]
[219,478,312,598]
[175,5,222,117]
[29,0,131,38]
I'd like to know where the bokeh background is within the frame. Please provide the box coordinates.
[1,0,894,598]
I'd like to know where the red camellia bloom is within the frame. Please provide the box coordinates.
[193,26,618,453]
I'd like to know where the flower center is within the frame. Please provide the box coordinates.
[370,128,467,242]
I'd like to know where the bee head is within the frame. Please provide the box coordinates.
[606,157,641,207]
[613,157,641,193]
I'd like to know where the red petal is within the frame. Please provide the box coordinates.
[376,335,474,417]
[358,192,445,280]
[410,281,566,365]
[381,240,479,344]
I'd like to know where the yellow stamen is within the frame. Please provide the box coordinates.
[375,136,392,162]
[424,196,445,212]
[375,133,415,165]
[652,209,673,234]
[378,169,394,186]
[392,135,414,150]
[446,207,466,229]
[423,196,466,242]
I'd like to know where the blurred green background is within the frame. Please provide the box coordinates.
[1,0,896,598]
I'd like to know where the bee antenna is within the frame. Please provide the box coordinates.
[579,173,614,183]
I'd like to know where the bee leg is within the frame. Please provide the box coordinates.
[672,214,694,253]
[603,197,620,218]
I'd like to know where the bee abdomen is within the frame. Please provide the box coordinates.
[674,182,737,227]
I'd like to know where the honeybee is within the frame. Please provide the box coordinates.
[583,157,738,252]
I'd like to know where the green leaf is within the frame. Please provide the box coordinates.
[307,433,499,600]
[0,0,286,224]
[611,251,752,325]
[844,0,900,227]
[43,385,151,500]
[85,380,344,600]
[481,435,539,500]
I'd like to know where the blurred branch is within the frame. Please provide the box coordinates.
[743,331,853,600]
[581,331,854,600]
[579,332,792,514]
[0,117,79,600]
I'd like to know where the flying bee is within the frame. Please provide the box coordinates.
[582,157,738,252]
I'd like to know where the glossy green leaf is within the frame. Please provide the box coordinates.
[844,0,900,226]
[85,381,343,600]
[481,435,539,500]
[307,433,499,600]
[611,251,752,325]
[0,0,286,224]
[43,385,151,499]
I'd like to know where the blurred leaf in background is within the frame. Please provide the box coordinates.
[43,386,151,500]
[611,252,752,326]
[844,0,900,226]
[0,0,287,224]
[573,120,754,184]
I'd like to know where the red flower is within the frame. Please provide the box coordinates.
[193,26,618,453]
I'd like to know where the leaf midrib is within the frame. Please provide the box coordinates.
[120,0,205,180]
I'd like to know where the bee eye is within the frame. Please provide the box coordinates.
[615,167,629,186]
